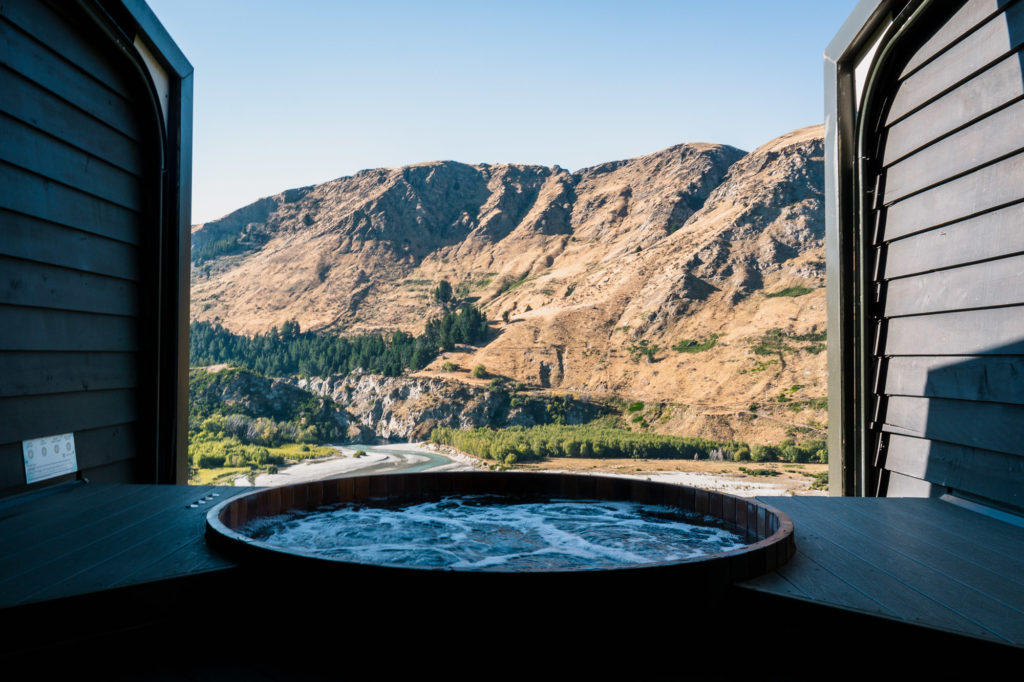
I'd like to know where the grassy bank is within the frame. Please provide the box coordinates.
[188,436,338,485]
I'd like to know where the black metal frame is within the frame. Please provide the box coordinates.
[825,0,966,496]
[826,0,892,496]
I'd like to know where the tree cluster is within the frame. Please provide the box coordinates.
[430,424,827,464]
[430,424,752,462]
[190,303,490,378]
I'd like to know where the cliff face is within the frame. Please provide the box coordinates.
[192,125,827,443]
[293,371,600,442]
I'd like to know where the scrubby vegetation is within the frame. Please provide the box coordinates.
[805,471,829,490]
[496,272,532,294]
[627,340,659,363]
[190,302,489,377]
[739,466,780,477]
[749,439,827,463]
[765,286,814,298]
[751,328,827,361]
[672,334,719,353]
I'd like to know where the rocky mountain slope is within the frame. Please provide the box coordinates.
[191,125,827,444]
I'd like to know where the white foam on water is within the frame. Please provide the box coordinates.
[240,496,748,571]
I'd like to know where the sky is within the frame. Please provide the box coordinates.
[147,0,860,224]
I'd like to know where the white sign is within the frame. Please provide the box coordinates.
[23,433,78,484]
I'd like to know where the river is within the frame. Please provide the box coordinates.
[231,441,480,487]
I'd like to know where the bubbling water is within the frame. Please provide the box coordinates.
[240,495,748,571]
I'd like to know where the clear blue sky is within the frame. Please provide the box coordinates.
[147,0,859,224]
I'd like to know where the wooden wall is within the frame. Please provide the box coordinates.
[866,0,1024,509]
[0,0,164,493]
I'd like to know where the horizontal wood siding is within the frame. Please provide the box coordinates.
[0,352,137,398]
[0,66,142,174]
[886,52,1024,165]
[883,356,1024,405]
[898,0,1001,78]
[0,13,141,139]
[0,306,139,352]
[0,210,140,281]
[0,113,142,210]
[0,256,139,315]
[0,0,154,493]
[869,0,1024,509]
[0,390,138,447]
[885,434,1024,508]
[0,161,140,244]
[885,308,1024,356]
[883,202,1024,278]
[883,254,1024,316]
[884,98,1024,203]
[886,0,1024,124]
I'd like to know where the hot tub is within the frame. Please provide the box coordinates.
[206,472,794,581]
[204,472,795,675]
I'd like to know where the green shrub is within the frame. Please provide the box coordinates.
[751,444,783,462]
[441,361,458,372]
[472,364,487,379]
[672,335,719,353]
[433,279,453,303]
[627,340,659,363]
[194,453,226,468]
[353,449,366,458]
[807,471,829,490]
[627,401,645,413]
[739,466,779,477]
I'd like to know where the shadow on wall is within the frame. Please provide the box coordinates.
[878,340,1024,510]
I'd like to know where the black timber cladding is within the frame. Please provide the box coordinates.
[859,0,1024,509]
[0,0,191,494]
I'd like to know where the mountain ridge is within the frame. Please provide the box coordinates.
[191,125,826,444]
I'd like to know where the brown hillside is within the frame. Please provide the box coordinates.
[191,125,827,443]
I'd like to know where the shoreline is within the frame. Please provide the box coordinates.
[225,440,824,497]
[230,441,483,487]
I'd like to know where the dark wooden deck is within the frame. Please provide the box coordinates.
[0,481,236,609]
[742,495,1024,647]
[0,481,1021,675]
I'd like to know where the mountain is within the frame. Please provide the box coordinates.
[191,125,826,444]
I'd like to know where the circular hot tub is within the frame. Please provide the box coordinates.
[204,472,795,675]
[206,472,794,582]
